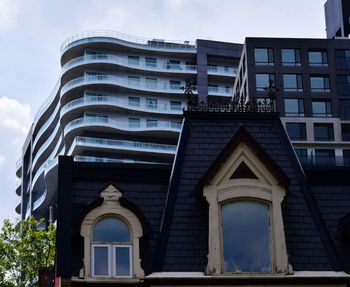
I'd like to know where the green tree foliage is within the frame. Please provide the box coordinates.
[0,217,55,287]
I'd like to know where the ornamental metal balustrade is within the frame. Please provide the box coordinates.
[68,136,177,155]
[187,98,275,113]
[60,75,198,97]
[62,54,198,74]
[64,116,182,136]
[61,95,185,116]
[60,30,195,53]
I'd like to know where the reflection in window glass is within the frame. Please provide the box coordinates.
[312,101,332,117]
[310,76,330,92]
[93,218,130,242]
[94,247,109,275]
[256,74,275,91]
[221,201,271,273]
[115,247,131,276]
[309,51,328,66]
[254,48,274,65]
[283,74,303,92]
[284,99,304,117]
[282,49,301,65]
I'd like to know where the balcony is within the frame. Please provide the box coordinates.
[337,83,350,96]
[60,75,196,99]
[208,86,233,97]
[207,66,237,77]
[64,116,182,137]
[62,54,197,75]
[15,179,21,196]
[68,136,176,157]
[74,155,170,165]
[61,95,185,118]
[297,154,350,167]
[32,189,47,212]
[16,158,22,178]
[60,30,196,56]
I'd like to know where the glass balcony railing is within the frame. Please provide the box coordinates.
[207,66,238,76]
[64,116,182,135]
[33,79,60,131]
[74,155,169,165]
[61,30,195,53]
[32,123,60,170]
[62,54,197,74]
[61,75,196,97]
[33,102,60,150]
[208,86,233,96]
[69,136,176,155]
[32,189,47,211]
[61,95,185,116]
[297,155,350,167]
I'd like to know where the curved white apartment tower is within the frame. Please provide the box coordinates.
[15,31,242,221]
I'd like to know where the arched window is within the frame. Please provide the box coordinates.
[221,201,271,273]
[80,184,145,279]
[92,217,132,277]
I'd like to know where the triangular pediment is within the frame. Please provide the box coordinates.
[199,126,289,189]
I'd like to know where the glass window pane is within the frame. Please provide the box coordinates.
[93,218,130,242]
[285,99,304,116]
[282,49,295,64]
[129,118,140,128]
[128,76,140,86]
[254,49,268,63]
[221,201,271,273]
[94,247,109,275]
[146,78,157,89]
[145,57,157,67]
[128,56,139,65]
[170,101,181,111]
[115,247,131,276]
[256,74,272,91]
[286,123,306,140]
[309,51,322,64]
[128,97,140,107]
[283,74,297,90]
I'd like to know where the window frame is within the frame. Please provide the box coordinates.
[80,184,145,279]
[203,142,289,275]
[281,48,301,66]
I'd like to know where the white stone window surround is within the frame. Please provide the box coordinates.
[203,142,291,275]
[80,184,145,280]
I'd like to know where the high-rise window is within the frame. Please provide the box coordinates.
[308,50,328,66]
[315,149,335,166]
[254,48,274,65]
[128,56,139,65]
[170,80,181,90]
[281,49,301,66]
[340,99,350,120]
[208,64,218,72]
[146,98,157,109]
[145,57,157,67]
[310,76,330,92]
[128,76,140,87]
[255,74,275,91]
[283,74,303,92]
[335,50,350,69]
[168,60,181,70]
[337,75,350,96]
[312,101,332,117]
[128,118,140,128]
[146,119,158,128]
[341,124,350,141]
[314,123,334,141]
[145,78,157,89]
[128,97,140,107]
[284,99,304,117]
[170,101,182,111]
[295,148,308,165]
[286,123,306,140]
[208,84,219,92]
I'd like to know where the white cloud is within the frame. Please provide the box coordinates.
[0,97,32,134]
[0,155,6,167]
[0,0,32,31]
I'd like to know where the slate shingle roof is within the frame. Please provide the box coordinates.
[157,111,337,272]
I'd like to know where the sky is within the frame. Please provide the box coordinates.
[0,0,327,225]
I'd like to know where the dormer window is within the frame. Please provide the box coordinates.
[92,217,132,277]
[201,127,291,275]
[80,184,145,280]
